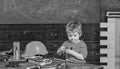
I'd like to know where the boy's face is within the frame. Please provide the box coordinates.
[67,32,81,43]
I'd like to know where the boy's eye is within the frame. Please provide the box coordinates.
[68,35,77,37]
[73,35,77,37]
[68,35,72,37]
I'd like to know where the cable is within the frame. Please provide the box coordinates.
[64,50,68,68]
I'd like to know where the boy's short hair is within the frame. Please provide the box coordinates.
[66,21,82,34]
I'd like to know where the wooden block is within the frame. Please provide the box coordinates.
[100,57,108,62]
[100,23,108,28]
[13,42,20,61]
[100,49,108,54]
[100,31,108,36]
[100,40,108,45]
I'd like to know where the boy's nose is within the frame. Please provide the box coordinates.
[71,36,75,38]
[69,36,74,39]
[71,37,75,40]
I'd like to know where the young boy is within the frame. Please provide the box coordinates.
[57,21,88,62]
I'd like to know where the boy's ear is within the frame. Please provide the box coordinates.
[79,31,82,36]
[79,34,82,38]
[79,33,82,37]
[79,34,81,37]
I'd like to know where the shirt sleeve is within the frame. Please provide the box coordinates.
[79,40,88,59]
[62,41,69,48]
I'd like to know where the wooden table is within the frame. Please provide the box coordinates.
[0,60,102,69]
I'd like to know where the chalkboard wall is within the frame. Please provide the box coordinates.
[0,0,100,24]
[0,0,120,24]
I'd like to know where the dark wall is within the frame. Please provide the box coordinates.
[0,23,100,64]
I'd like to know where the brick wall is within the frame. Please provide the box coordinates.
[0,23,100,64]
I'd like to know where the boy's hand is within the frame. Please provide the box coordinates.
[57,46,66,55]
[65,49,85,60]
[60,46,66,51]
[65,49,75,55]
